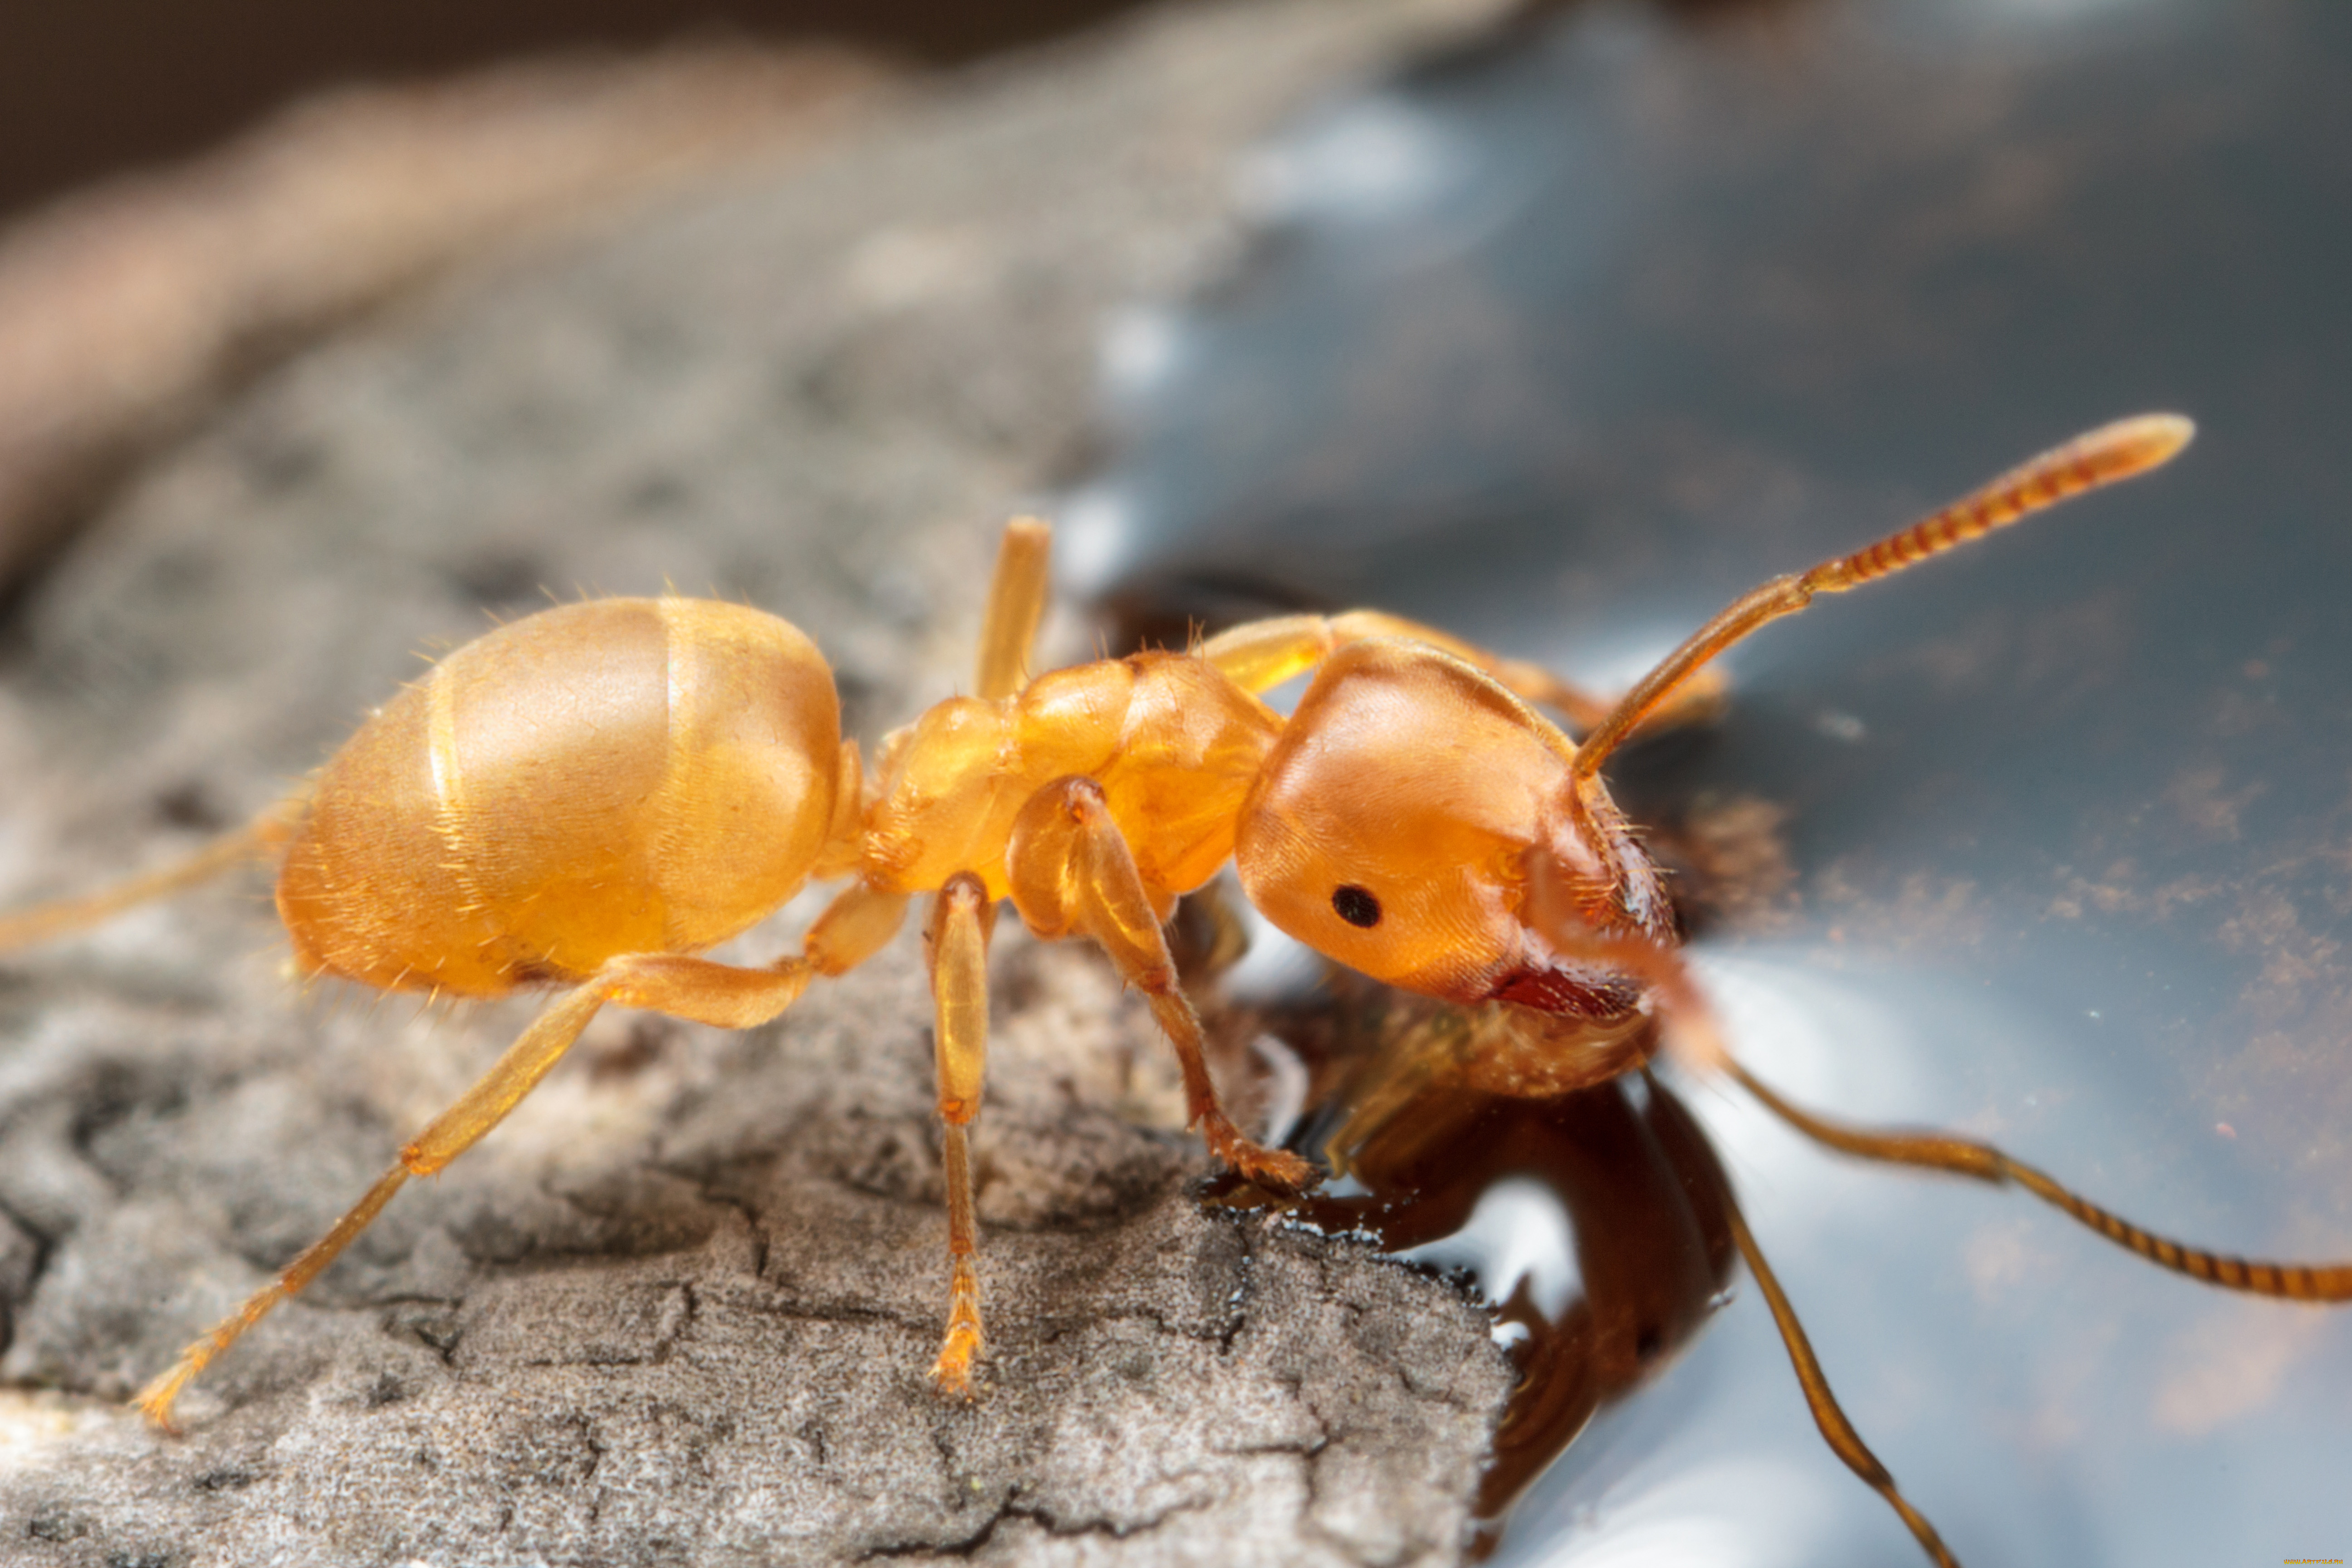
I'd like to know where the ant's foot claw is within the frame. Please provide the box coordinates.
[133,1363,196,1434]
[1200,1109,1318,1194]
[930,1328,983,1401]
[1232,1142,1318,1197]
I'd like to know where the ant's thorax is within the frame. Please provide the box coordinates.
[859,648,1282,910]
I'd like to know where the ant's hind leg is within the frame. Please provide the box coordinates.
[1724,1057,2352,1302]
[924,873,995,1396]
[137,948,827,1427]
[1198,611,1723,738]
[133,978,606,1427]
[1005,775,1315,1195]
[0,794,304,954]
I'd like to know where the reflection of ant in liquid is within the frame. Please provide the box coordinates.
[3,412,2343,1565]
[1192,972,1742,1558]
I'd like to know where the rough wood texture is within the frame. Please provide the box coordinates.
[0,3,1516,1564]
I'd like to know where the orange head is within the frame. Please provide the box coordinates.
[1233,640,1670,1019]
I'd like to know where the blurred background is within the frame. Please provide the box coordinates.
[0,0,1164,219]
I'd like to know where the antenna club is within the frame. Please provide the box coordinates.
[2106,411,2197,471]
[1571,412,2201,780]
[1820,410,2197,594]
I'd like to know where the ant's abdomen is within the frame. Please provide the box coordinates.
[277,598,841,995]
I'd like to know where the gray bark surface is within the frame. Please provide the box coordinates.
[0,4,1515,1564]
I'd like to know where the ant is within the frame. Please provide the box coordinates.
[3,412,2344,1568]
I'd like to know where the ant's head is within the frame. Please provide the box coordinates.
[1234,640,1663,1015]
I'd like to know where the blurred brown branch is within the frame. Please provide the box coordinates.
[0,44,898,601]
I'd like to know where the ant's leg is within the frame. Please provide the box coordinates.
[135,978,604,1426]
[810,740,868,881]
[0,794,305,953]
[923,873,994,1396]
[1005,775,1315,1194]
[1725,1057,2352,1302]
[135,946,833,1427]
[803,879,910,975]
[1727,1195,1962,1568]
[411,945,866,1178]
[1506,894,1964,1563]
[1522,889,2352,1298]
[1198,611,1721,738]
[974,517,1053,701]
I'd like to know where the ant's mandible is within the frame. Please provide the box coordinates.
[7,413,2348,1566]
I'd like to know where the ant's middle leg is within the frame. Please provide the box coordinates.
[1005,775,1315,1195]
[1198,610,1725,738]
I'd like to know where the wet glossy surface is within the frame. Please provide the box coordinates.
[1220,986,1736,1555]
[1090,1,2352,1563]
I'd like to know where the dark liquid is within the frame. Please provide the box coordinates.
[1208,980,1739,1555]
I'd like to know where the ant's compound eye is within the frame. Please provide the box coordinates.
[1331,884,1382,928]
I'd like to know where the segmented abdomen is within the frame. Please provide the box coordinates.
[276,598,840,995]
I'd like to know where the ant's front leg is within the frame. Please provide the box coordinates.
[1005,776,1316,1196]
[1723,1057,2352,1303]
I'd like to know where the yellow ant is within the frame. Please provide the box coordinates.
[2,412,2344,1568]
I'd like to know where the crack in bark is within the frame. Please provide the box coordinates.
[652,1164,772,1281]
[859,1492,1229,1562]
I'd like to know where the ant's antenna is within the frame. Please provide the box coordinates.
[1571,414,2195,781]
